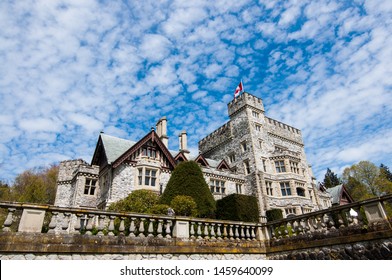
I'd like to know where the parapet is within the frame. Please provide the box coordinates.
[199,122,232,154]
[57,159,88,182]
[228,92,265,117]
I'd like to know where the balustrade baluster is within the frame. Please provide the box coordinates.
[97,215,106,236]
[148,218,155,237]
[48,212,58,234]
[284,222,291,237]
[291,220,298,236]
[138,218,146,237]
[197,222,202,239]
[118,217,125,236]
[216,223,222,240]
[61,212,71,232]
[222,224,228,240]
[240,225,245,240]
[74,213,83,234]
[165,220,172,239]
[245,226,250,240]
[129,218,136,237]
[204,223,209,239]
[326,213,336,231]
[250,226,256,240]
[229,225,234,240]
[190,222,195,239]
[270,225,276,239]
[2,208,16,232]
[85,214,95,235]
[234,225,240,240]
[210,223,216,240]
[108,216,115,236]
[157,219,163,238]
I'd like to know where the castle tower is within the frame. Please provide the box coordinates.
[199,91,320,220]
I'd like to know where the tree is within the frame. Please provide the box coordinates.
[0,181,11,201]
[11,165,58,204]
[160,161,216,218]
[342,161,380,196]
[323,168,341,188]
[108,189,159,214]
[380,164,392,182]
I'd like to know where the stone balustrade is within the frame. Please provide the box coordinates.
[0,194,391,244]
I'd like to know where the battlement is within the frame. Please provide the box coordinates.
[228,92,265,117]
[57,159,88,182]
[265,116,303,145]
[199,122,232,154]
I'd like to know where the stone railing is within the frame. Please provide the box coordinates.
[265,194,392,245]
[0,202,261,242]
[0,194,391,244]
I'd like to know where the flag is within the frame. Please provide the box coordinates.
[234,80,243,98]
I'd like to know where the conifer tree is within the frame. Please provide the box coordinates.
[160,161,216,218]
[323,168,340,188]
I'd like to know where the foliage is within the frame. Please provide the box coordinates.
[380,164,392,182]
[170,195,198,217]
[342,161,392,200]
[160,161,216,218]
[266,209,283,222]
[216,194,259,222]
[9,165,59,204]
[150,204,170,215]
[323,168,340,189]
[0,181,11,201]
[108,189,159,214]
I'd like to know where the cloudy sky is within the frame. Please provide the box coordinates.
[0,0,391,183]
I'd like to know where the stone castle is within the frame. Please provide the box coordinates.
[55,92,331,219]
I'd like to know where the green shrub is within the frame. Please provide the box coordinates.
[160,161,216,218]
[170,195,198,217]
[108,189,159,214]
[216,194,259,222]
[150,204,170,215]
[266,209,283,222]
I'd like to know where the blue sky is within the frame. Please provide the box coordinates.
[0,0,391,184]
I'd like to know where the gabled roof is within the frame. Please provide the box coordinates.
[216,159,230,170]
[326,184,354,205]
[174,151,188,162]
[194,154,209,167]
[112,129,177,170]
[91,133,136,166]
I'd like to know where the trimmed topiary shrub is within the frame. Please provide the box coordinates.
[170,195,198,217]
[266,209,283,222]
[108,189,159,214]
[160,161,216,218]
[216,194,259,222]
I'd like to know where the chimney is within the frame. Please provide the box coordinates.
[179,130,190,158]
[156,117,168,147]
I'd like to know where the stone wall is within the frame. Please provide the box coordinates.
[268,238,392,260]
[0,253,266,260]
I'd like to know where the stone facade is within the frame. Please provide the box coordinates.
[199,92,330,217]
[54,92,331,217]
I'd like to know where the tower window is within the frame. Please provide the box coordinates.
[84,179,97,196]
[280,182,291,196]
[275,160,286,173]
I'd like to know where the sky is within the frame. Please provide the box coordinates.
[0,0,391,184]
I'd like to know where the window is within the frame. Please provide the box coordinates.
[138,167,158,187]
[210,179,226,194]
[275,160,286,173]
[285,208,297,215]
[252,111,259,118]
[295,182,305,197]
[84,179,97,195]
[255,124,261,131]
[265,181,273,196]
[229,153,236,164]
[280,182,291,196]
[241,142,247,152]
[236,183,242,194]
[244,160,251,175]
[262,159,267,172]
[290,161,300,174]
[259,140,263,149]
